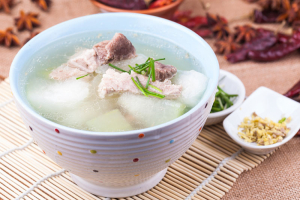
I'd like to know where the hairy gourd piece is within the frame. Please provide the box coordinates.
[172,70,208,108]
[118,93,186,127]
[86,109,132,132]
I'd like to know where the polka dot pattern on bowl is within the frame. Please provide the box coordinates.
[57,151,62,156]
[138,133,145,138]
[55,129,60,133]
[90,150,97,154]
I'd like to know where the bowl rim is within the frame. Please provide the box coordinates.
[9,13,219,137]
[223,86,300,150]
[207,69,246,118]
[90,0,184,14]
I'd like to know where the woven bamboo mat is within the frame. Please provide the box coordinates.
[0,78,276,200]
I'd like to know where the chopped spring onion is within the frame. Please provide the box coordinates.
[128,65,136,74]
[145,69,151,89]
[210,85,238,113]
[217,97,223,110]
[144,89,165,98]
[131,76,165,99]
[278,117,286,124]
[150,58,155,82]
[109,63,128,73]
[131,77,148,97]
[149,84,162,93]
[76,74,89,80]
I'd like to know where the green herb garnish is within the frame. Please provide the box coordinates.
[278,117,286,124]
[131,77,148,97]
[109,63,128,73]
[76,74,89,80]
[210,86,238,113]
[110,57,166,99]
[144,89,165,99]
[145,69,151,89]
[149,84,162,93]
[131,76,165,99]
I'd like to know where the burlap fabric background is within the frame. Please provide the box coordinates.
[0,0,299,199]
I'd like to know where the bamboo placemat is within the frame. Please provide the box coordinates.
[0,78,276,200]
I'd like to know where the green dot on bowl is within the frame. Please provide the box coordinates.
[90,150,97,154]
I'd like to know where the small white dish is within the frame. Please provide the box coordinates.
[223,87,300,155]
[205,69,246,126]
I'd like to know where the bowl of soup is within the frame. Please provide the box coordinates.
[10,13,219,198]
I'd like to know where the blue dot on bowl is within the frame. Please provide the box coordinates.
[170,139,175,144]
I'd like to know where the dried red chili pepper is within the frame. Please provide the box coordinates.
[284,79,300,98]
[277,32,291,43]
[225,29,277,63]
[171,11,208,29]
[184,16,208,29]
[253,9,280,23]
[171,10,191,22]
[248,39,300,61]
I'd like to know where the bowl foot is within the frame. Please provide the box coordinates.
[70,168,167,198]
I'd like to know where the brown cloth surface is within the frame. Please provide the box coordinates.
[0,0,299,199]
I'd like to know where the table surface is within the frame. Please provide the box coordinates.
[0,0,299,199]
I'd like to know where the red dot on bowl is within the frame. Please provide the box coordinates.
[199,127,202,131]
[42,150,45,154]
[138,133,144,138]
[55,129,60,133]
[133,158,139,162]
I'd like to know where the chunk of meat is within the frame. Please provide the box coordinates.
[49,64,87,80]
[93,33,136,65]
[67,49,98,73]
[92,40,110,66]
[154,62,177,81]
[98,69,182,99]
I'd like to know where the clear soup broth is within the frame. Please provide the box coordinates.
[21,31,208,132]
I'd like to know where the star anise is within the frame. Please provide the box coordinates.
[234,25,257,43]
[31,0,51,11]
[0,27,20,47]
[211,15,230,40]
[214,36,240,55]
[277,0,300,23]
[23,32,39,45]
[206,13,227,26]
[0,0,14,13]
[258,0,283,10]
[15,10,41,31]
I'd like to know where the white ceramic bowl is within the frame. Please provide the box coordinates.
[223,87,300,155]
[9,13,219,198]
[205,69,246,126]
